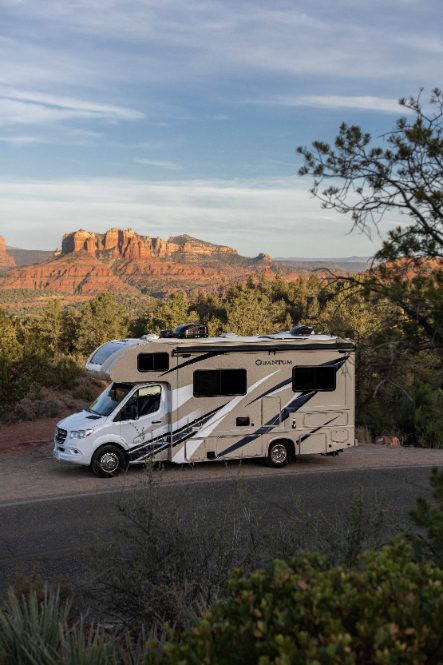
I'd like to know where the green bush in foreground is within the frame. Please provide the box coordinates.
[0,588,121,665]
[146,543,443,665]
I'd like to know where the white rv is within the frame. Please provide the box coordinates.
[53,324,356,477]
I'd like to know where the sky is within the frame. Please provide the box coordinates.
[0,0,441,258]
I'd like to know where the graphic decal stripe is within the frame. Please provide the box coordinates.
[161,351,226,376]
[173,371,279,463]
[298,416,340,443]
[217,355,351,458]
[217,391,316,457]
[127,404,226,461]
[246,378,292,405]
[133,353,352,462]
[246,355,350,406]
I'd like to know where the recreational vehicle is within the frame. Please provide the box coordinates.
[53,324,356,477]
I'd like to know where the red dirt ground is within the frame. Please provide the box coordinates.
[0,418,57,454]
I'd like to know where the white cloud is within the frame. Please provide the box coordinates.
[0,135,44,144]
[0,176,391,257]
[395,35,443,55]
[0,88,144,125]
[0,0,441,94]
[254,95,407,114]
[134,158,182,170]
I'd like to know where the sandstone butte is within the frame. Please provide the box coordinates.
[0,228,292,296]
[0,236,15,267]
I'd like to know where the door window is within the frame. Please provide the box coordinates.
[120,386,161,421]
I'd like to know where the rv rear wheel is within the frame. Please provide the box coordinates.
[91,445,126,478]
[266,441,291,468]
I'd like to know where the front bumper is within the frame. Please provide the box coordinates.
[53,443,91,466]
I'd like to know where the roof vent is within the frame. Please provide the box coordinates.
[159,329,175,338]
[160,323,208,339]
[290,324,314,336]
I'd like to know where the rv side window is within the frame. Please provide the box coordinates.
[193,369,247,397]
[138,353,169,372]
[292,366,336,392]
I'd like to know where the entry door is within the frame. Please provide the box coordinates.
[262,396,282,428]
[119,385,170,460]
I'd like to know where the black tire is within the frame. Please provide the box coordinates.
[91,444,126,478]
[266,440,291,468]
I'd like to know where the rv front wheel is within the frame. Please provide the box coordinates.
[91,445,126,478]
[266,441,290,468]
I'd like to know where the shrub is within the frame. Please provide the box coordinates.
[408,467,443,567]
[146,543,443,664]
[88,470,396,637]
[0,588,122,665]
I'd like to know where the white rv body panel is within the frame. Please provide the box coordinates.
[54,331,356,473]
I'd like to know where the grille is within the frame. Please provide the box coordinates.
[55,428,67,444]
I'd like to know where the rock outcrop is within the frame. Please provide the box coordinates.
[0,236,15,266]
[0,228,289,296]
[0,252,137,294]
[61,229,238,261]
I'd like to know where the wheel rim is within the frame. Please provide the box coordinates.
[99,452,120,473]
[270,443,287,464]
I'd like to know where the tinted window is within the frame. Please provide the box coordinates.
[292,366,336,392]
[90,341,124,365]
[138,353,169,371]
[194,370,219,396]
[120,385,161,421]
[194,369,247,397]
[89,382,133,416]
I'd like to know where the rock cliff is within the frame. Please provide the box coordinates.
[0,252,138,294]
[61,228,238,261]
[0,228,279,296]
[0,236,15,266]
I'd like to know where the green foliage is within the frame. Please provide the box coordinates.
[133,291,198,335]
[146,544,443,664]
[25,299,65,356]
[0,310,22,361]
[0,277,441,444]
[225,282,278,335]
[402,380,443,446]
[297,89,443,349]
[63,292,130,356]
[3,471,443,662]
[298,89,443,262]
[0,588,121,665]
[88,470,395,639]
[409,467,443,567]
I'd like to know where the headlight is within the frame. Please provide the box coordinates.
[69,429,94,439]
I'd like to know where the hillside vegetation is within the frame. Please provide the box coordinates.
[0,274,442,444]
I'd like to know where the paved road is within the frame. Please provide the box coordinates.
[0,461,440,597]
[2,441,443,504]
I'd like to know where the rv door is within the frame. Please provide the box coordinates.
[117,384,171,462]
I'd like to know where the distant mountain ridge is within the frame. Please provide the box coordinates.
[7,246,53,266]
[0,228,279,296]
[0,228,370,298]
[275,256,371,273]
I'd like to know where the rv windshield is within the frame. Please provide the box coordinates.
[88,383,133,417]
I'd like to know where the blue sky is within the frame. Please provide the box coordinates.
[0,0,441,257]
